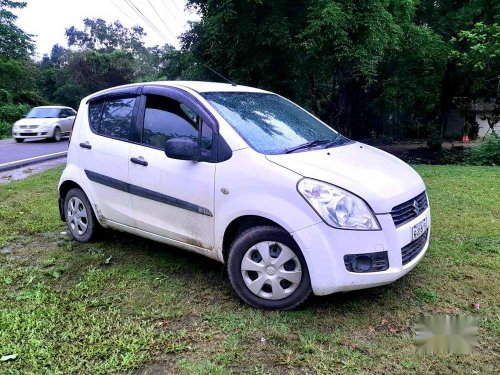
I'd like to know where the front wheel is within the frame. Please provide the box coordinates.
[14,138,24,143]
[64,188,98,242]
[227,226,312,310]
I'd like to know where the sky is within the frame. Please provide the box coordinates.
[14,0,200,57]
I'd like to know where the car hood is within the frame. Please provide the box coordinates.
[266,142,426,213]
[14,118,57,126]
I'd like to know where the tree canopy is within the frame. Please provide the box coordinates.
[0,0,498,141]
[0,0,33,59]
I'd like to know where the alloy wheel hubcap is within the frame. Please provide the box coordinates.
[241,241,302,300]
[67,197,88,236]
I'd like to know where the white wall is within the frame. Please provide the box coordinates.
[477,115,500,137]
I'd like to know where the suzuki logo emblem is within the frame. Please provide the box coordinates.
[412,200,421,215]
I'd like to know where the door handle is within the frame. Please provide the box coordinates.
[130,157,148,166]
[79,142,92,149]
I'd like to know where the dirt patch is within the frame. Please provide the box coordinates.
[134,357,176,375]
[0,157,66,184]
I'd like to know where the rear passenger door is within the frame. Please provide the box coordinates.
[128,87,216,250]
[78,94,140,227]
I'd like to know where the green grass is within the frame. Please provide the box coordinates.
[0,165,499,374]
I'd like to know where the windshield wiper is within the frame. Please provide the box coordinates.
[284,139,333,154]
[322,135,352,148]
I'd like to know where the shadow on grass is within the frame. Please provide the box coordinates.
[88,229,416,316]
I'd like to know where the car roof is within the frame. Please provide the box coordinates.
[164,81,269,93]
[33,106,74,110]
[85,81,271,102]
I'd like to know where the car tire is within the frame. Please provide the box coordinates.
[52,126,62,142]
[64,188,99,243]
[14,138,24,143]
[227,225,312,310]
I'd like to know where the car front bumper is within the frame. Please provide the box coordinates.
[13,130,50,138]
[291,207,431,296]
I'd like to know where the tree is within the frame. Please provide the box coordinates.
[450,20,500,139]
[64,18,175,81]
[452,22,500,97]
[181,0,450,138]
[0,0,34,59]
[65,18,147,53]
[0,0,38,99]
[36,18,179,107]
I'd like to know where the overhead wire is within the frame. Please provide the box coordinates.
[168,0,184,15]
[145,0,178,44]
[121,0,172,44]
[110,0,141,26]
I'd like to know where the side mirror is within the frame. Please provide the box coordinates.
[59,114,68,118]
[164,138,201,161]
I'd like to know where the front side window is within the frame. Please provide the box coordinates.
[142,95,212,150]
[98,97,136,140]
[203,92,344,154]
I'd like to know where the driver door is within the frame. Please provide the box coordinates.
[128,90,216,250]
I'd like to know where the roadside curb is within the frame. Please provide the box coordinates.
[0,151,67,172]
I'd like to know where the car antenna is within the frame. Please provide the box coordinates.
[195,62,237,87]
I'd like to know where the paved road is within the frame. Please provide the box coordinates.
[0,138,69,164]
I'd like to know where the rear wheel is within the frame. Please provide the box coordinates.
[227,225,311,310]
[52,127,62,142]
[14,138,24,143]
[64,188,98,242]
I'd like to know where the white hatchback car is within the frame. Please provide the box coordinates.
[58,81,430,309]
[12,106,76,142]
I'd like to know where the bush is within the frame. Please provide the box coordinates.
[426,130,443,152]
[0,102,30,123]
[12,90,48,106]
[0,121,12,138]
[0,88,12,104]
[464,135,500,166]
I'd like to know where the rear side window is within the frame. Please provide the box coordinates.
[88,97,136,140]
[100,98,136,140]
[88,102,102,132]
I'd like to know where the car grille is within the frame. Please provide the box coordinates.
[401,229,428,265]
[19,132,39,136]
[19,125,38,129]
[390,191,428,227]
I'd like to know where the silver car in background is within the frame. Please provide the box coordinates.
[12,106,76,143]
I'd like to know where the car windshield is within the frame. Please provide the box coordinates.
[26,108,61,118]
[203,92,346,154]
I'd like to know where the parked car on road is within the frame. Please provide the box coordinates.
[58,81,431,309]
[12,106,76,142]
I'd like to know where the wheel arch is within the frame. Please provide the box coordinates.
[221,215,292,263]
[58,179,98,223]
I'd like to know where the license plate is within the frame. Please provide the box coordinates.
[412,217,428,240]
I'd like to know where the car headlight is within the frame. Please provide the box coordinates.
[297,178,381,230]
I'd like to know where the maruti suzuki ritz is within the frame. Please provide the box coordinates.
[58,81,430,310]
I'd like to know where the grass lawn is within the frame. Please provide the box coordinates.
[0,165,499,374]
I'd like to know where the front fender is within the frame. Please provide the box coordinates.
[213,149,322,262]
